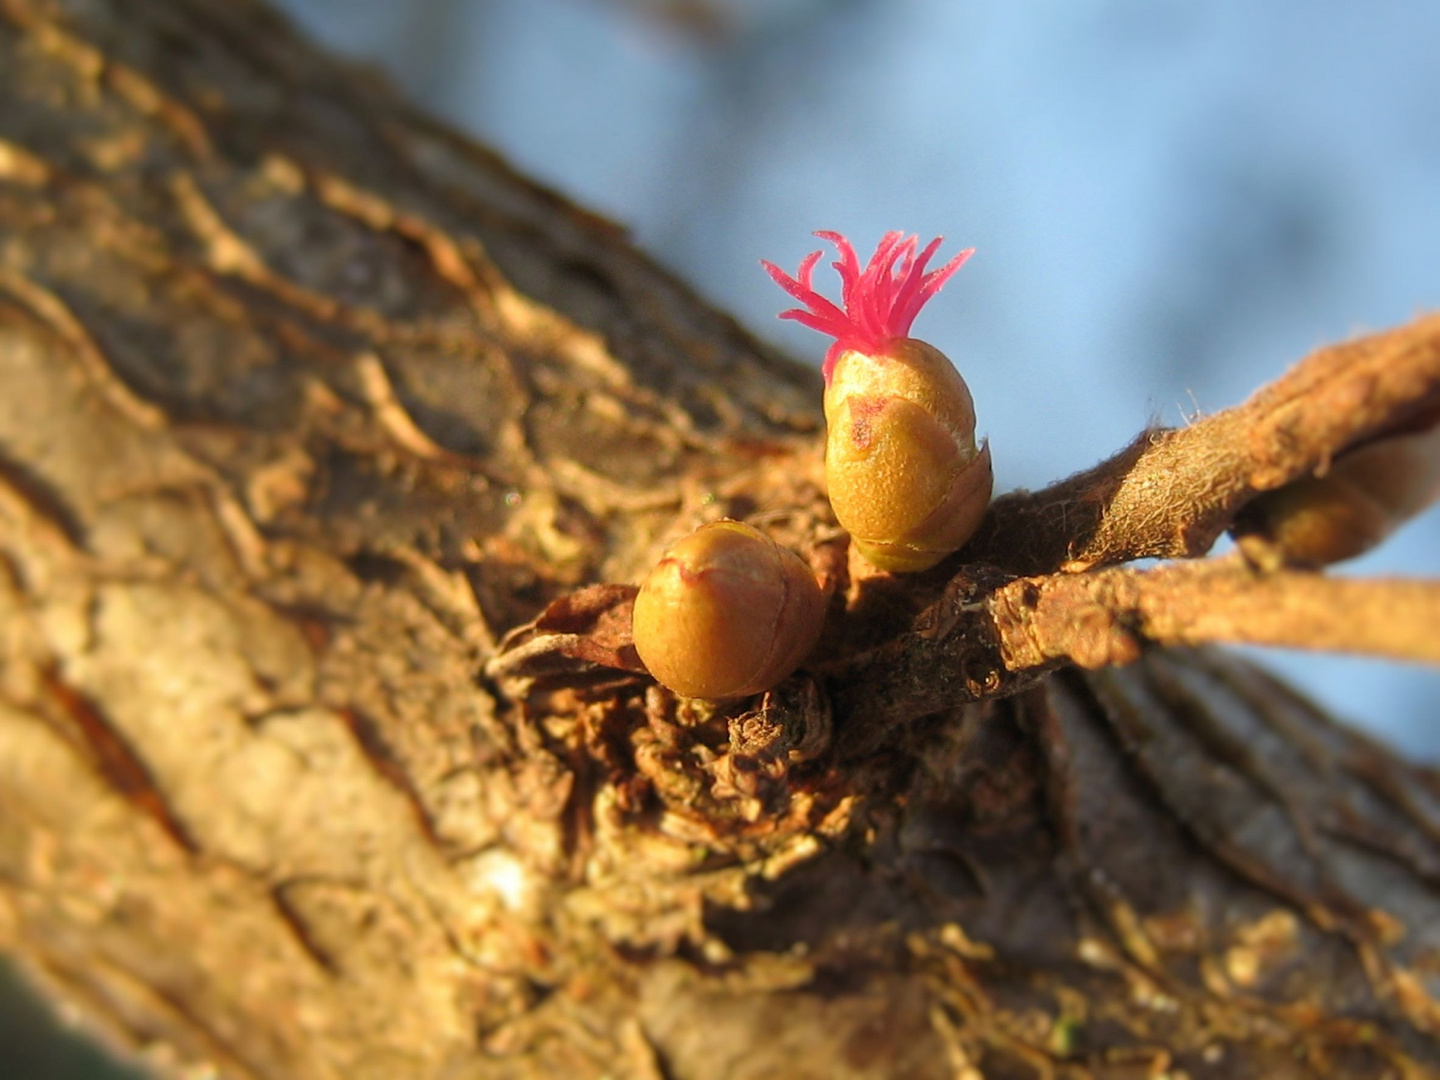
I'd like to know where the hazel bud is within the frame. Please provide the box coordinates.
[763,231,992,572]
[1235,424,1440,569]
[632,520,825,700]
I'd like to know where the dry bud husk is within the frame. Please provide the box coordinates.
[632,521,825,700]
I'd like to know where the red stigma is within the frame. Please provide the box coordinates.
[761,231,973,381]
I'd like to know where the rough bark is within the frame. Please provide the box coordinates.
[1,2,1439,1079]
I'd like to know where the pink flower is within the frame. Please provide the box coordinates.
[762,231,973,381]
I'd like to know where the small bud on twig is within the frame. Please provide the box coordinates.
[1235,424,1440,569]
[632,520,826,700]
[763,231,992,572]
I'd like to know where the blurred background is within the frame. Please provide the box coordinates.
[10,1,1440,1072]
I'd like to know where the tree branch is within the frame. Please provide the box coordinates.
[827,553,1440,759]
[5,1,1440,1076]
[966,314,1440,575]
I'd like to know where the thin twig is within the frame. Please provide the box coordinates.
[828,554,1440,756]
[990,557,1440,670]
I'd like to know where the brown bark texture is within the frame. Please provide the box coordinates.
[1,1,1439,1078]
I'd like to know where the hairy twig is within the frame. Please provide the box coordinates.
[966,314,1440,575]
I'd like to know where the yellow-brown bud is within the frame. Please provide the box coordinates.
[632,521,825,699]
[824,339,993,572]
[763,231,991,573]
[1235,425,1440,569]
